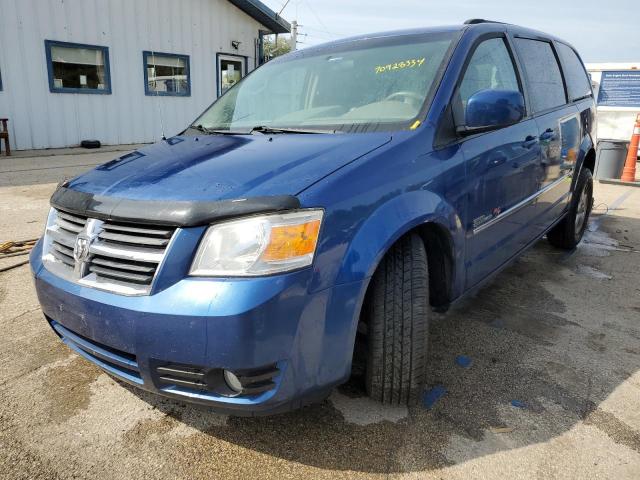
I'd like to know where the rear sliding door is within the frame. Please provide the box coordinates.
[512,37,581,232]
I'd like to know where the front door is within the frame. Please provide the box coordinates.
[459,36,542,288]
[217,54,246,96]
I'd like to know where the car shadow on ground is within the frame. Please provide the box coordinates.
[122,217,640,474]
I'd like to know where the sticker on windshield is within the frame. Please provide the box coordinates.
[375,58,425,74]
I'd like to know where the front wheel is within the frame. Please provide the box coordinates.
[364,233,430,405]
[547,168,593,249]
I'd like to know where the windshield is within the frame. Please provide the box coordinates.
[193,32,456,133]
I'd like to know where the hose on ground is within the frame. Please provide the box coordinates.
[0,238,38,273]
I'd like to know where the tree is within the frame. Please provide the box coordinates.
[263,36,292,60]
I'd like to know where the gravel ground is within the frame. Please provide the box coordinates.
[1,152,639,479]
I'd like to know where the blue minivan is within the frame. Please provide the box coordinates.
[31,20,596,415]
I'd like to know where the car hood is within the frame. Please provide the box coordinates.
[65,133,392,202]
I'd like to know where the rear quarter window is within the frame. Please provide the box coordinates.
[514,38,567,113]
[556,43,592,102]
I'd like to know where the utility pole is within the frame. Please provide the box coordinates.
[289,20,298,51]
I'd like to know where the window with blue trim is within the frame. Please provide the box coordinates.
[45,40,111,94]
[143,51,190,96]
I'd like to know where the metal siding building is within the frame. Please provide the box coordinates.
[0,0,289,150]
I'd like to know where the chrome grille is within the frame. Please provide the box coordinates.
[57,210,88,234]
[42,208,176,295]
[51,241,75,267]
[99,221,174,247]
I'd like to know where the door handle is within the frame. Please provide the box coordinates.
[489,154,507,167]
[540,128,555,141]
[522,135,538,148]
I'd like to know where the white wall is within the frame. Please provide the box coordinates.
[0,0,263,150]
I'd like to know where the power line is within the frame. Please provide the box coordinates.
[303,25,343,38]
[299,1,346,38]
[302,0,329,33]
[304,32,338,41]
[278,0,291,16]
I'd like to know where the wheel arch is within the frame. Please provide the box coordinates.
[347,209,459,398]
[582,147,596,174]
[416,221,456,308]
[572,135,596,193]
[336,190,465,311]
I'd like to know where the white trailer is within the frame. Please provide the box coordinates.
[586,62,640,158]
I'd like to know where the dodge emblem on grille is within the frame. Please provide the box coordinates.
[73,236,91,263]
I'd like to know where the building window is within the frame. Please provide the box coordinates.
[143,51,190,96]
[0,67,3,91]
[45,40,111,94]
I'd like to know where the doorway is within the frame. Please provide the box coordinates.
[217,53,247,97]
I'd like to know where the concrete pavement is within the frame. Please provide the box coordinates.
[0,152,639,479]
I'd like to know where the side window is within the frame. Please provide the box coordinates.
[45,40,111,94]
[514,38,566,112]
[459,38,520,108]
[143,52,190,97]
[556,43,592,102]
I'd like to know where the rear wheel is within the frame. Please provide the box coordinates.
[547,167,593,249]
[364,233,429,405]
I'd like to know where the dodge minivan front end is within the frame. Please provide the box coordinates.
[31,198,364,414]
[30,27,460,414]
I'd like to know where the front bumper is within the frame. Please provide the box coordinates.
[30,240,365,415]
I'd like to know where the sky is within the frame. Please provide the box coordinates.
[261,0,638,63]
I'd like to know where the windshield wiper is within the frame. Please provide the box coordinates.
[189,125,246,135]
[189,124,335,136]
[249,125,334,135]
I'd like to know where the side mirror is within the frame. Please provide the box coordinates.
[458,89,525,136]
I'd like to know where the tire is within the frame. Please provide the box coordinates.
[365,233,429,405]
[80,140,101,149]
[547,167,593,250]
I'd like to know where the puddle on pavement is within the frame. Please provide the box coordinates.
[579,229,621,257]
[575,264,613,280]
[40,356,101,423]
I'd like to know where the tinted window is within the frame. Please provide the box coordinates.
[556,43,591,101]
[515,39,566,112]
[459,38,520,107]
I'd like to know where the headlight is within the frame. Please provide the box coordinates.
[189,209,324,276]
[41,208,58,260]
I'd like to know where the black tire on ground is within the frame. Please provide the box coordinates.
[547,167,594,250]
[365,233,429,405]
[80,140,101,149]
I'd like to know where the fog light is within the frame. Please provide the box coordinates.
[223,370,243,393]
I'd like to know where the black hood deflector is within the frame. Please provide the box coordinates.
[50,187,301,227]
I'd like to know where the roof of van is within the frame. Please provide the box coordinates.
[297,21,571,53]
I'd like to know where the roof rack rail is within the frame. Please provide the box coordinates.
[464,18,505,25]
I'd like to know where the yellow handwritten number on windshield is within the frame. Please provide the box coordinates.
[375,58,426,74]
